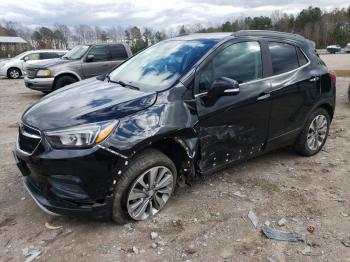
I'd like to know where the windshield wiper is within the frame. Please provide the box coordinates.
[107,76,140,90]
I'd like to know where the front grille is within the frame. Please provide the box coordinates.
[26,68,37,78]
[18,123,41,154]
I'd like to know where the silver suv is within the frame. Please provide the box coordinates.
[24,43,132,93]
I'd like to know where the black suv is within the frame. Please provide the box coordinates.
[14,31,336,223]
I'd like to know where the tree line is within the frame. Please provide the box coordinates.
[0,5,349,54]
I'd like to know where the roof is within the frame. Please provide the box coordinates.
[172,33,232,41]
[0,36,27,44]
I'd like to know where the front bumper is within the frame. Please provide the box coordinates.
[13,132,121,218]
[0,66,8,76]
[24,76,54,92]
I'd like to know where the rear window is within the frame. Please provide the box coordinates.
[268,42,299,75]
[296,48,308,66]
[109,45,128,60]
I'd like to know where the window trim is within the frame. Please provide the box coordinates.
[194,39,265,96]
[194,40,311,97]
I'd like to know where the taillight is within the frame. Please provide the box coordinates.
[328,69,336,85]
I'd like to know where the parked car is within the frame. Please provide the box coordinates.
[24,43,132,93]
[326,45,341,54]
[0,49,67,79]
[14,31,336,223]
[345,43,350,53]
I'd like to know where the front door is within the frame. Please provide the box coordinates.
[82,45,111,78]
[195,40,272,172]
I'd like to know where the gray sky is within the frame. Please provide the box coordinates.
[0,0,349,30]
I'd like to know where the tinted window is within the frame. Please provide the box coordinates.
[109,40,217,92]
[199,41,262,93]
[296,47,308,66]
[109,45,128,60]
[269,42,298,75]
[40,52,60,59]
[88,46,108,62]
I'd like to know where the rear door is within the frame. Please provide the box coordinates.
[81,45,110,78]
[195,40,272,172]
[108,44,129,69]
[267,41,320,147]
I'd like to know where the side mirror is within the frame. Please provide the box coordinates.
[207,77,240,98]
[23,56,29,61]
[86,54,95,62]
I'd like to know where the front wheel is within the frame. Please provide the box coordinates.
[7,68,21,79]
[112,149,177,224]
[294,108,330,156]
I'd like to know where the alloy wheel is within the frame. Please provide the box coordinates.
[9,69,20,79]
[307,114,328,151]
[127,166,174,220]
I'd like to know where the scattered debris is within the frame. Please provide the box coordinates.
[248,210,258,228]
[233,191,246,198]
[267,256,278,262]
[307,224,316,233]
[341,239,350,247]
[45,222,63,230]
[300,246,311,256]
[277,218,287,227]
[150,231,159,240]
[261,225,304,242]
[132,246,139,255]
[185,243,197,254]
[151,243,157,249]
[22,247,42,262]
[264,220,271,227]
[21,197,26,201]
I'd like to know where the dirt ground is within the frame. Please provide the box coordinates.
[1,55,350,262]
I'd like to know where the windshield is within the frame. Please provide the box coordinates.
[62,45,89,60]
[13,51,30,59]
[108,40,217,92]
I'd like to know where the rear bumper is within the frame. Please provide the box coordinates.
[24,76,54,92]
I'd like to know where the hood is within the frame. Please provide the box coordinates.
[25,58,71,69]
[22,78,157,130]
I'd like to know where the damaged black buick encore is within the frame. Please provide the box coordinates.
[14,31,336,223]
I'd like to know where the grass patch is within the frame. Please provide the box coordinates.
[335,70,350,77]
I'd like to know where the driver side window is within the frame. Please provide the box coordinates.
[88,46,108,62]
[25,53,40,61]
[198,41,262,93]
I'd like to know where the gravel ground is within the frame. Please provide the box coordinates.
[1,55,350,262]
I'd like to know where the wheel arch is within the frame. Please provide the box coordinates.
[7,67,22,77]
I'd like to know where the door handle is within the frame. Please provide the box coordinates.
[102,64,109,67]
[309,76,320,82]
[257,93,270,101]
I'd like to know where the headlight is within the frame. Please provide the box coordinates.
[44,121,118,148]
[36,69,51,77]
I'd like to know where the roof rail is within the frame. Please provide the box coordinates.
[233,30,307,41]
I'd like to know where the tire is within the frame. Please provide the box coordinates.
[294,108,330,156]
[7,68,21,79]
[112,149,177,224]
[53,75,77,90]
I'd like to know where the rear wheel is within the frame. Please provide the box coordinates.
[294,108,330,156]
[7,68,21,79]
[53,75,77,90]
[112,149,177,224]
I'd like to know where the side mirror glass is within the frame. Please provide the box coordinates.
[23,56,29,61]
[86,54,95,62]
